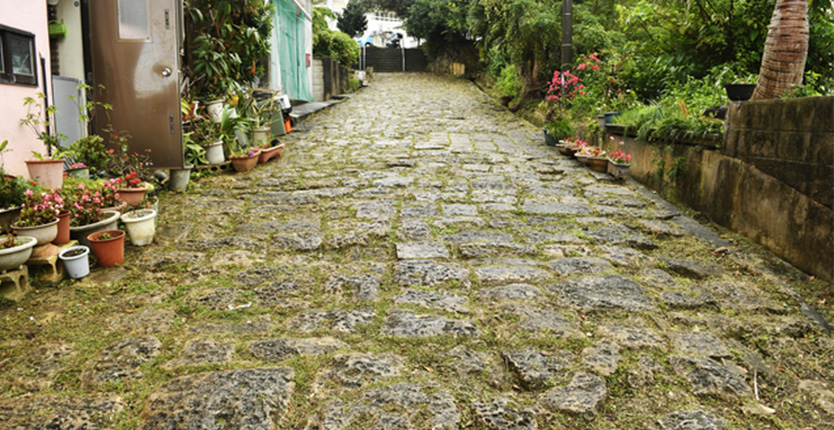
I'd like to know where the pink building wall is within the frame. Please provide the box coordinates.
[0,1,53,178]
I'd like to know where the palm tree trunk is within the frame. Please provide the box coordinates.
[751,0,809,100]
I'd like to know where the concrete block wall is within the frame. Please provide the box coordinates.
[605,96,834,283]
[725,97,834,209]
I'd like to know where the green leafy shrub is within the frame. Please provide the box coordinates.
[493,64,523,98]
[330,31,360,67]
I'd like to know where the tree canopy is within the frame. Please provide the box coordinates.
[337,1,368,37]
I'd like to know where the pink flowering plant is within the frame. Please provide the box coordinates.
[578,145,604,158]
[608,149,633,165]
[16,189,64,227]
[66,180,121,226]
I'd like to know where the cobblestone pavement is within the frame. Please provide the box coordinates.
[2,73,833,429]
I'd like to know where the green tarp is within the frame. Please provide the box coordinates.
[273,0,313,102]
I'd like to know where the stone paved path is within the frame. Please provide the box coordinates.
[2,73,833,429]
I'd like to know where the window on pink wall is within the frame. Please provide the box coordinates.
[0,24,38,86]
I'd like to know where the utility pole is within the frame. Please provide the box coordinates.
[561,0,573,71]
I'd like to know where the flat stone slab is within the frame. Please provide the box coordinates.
[326,220,392,249]
[502,349,570,390]
[474,264,551,285]
[401,202,440,218]
[549,274,658,313]
[321,383,459,430]
[582,341,621,376]
[638,219,684,236]
[479,283,542,302]
[521,202,593,215]
[275,232,324,251]
[382,309,479,338]
[287,309,375,333]
[0,395,125,429]
[502,304,584,337]
[547,257,614,276]
[657,410,727,430]
[660,290,718,310]
[598,325,665,349]
[255,280,303,307]
[354,200,398,219]
[396,241,450,259]
[248,337,348,362]
[670,355,751,399]
[670,331,731,358]
[109,308,177,334]
[394,288,469,313]
[183,236,260,252]
[372,175,414,187]
[443,203,478,216]
[164,337,234,368]
[587,225,657,250]
[397,218,432,241]
[316,353,403,390]
[598,245,653,268]
[472,397,538,430]
[87,336,162,383]
[460,242,538,258]
[660,257,723,279]
[538,372,607,418]
[325,275,381,302]
[141,367,295,429]
[394,260,470,287]
[443,230,514,244]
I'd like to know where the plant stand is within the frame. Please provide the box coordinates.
[0,265,30,301]
[26,240,78,284]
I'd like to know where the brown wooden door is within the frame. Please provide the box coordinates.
[89,0,182,169]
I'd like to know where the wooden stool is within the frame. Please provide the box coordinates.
[0,265,29,301]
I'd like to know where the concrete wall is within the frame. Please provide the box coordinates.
[312,56,350,102]
[0,2,53,177]
[604,96,833,283]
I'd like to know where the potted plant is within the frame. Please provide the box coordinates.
[229,147,261,173]
[66,182,121,247]
[191,118,225,165]
[20,94,67,189]
[170,132,200,192]
[58,245,90,279]
[0,172,31,234]
[86,229,124,267]
[0,234,37,272]
[12,189,63,245]
[725,82,756,102]
[121,208,156,246]
[113,171,147,205]
[66,163,89,179]
[607,148,632,179]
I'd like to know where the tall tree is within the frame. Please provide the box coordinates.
[338,2,368,37]
[751,0,809,99]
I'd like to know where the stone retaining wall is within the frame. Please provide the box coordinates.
[605,96,833,282]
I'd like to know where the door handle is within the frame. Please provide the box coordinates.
[161,67,172,77]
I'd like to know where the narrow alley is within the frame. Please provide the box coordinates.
[1,73,832,429]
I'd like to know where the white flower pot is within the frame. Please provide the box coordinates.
[58,245,90,279]
[12,218,59,246]
[0,235,37,272]
[205,141,225,165]
[121,209,157,246]
[169,165,193,191]
[205,99,225,123]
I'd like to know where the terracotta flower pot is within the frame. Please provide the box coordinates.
[87,229,125,267]
[54,210,71,245]
[25,159,64,190]
[118,186,148,205]
[258,143,284,163]
[230,149,261,173]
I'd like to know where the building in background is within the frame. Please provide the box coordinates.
[271,0,314,103]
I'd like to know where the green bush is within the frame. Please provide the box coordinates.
[330,31,360,67]
[494,64,523,98]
